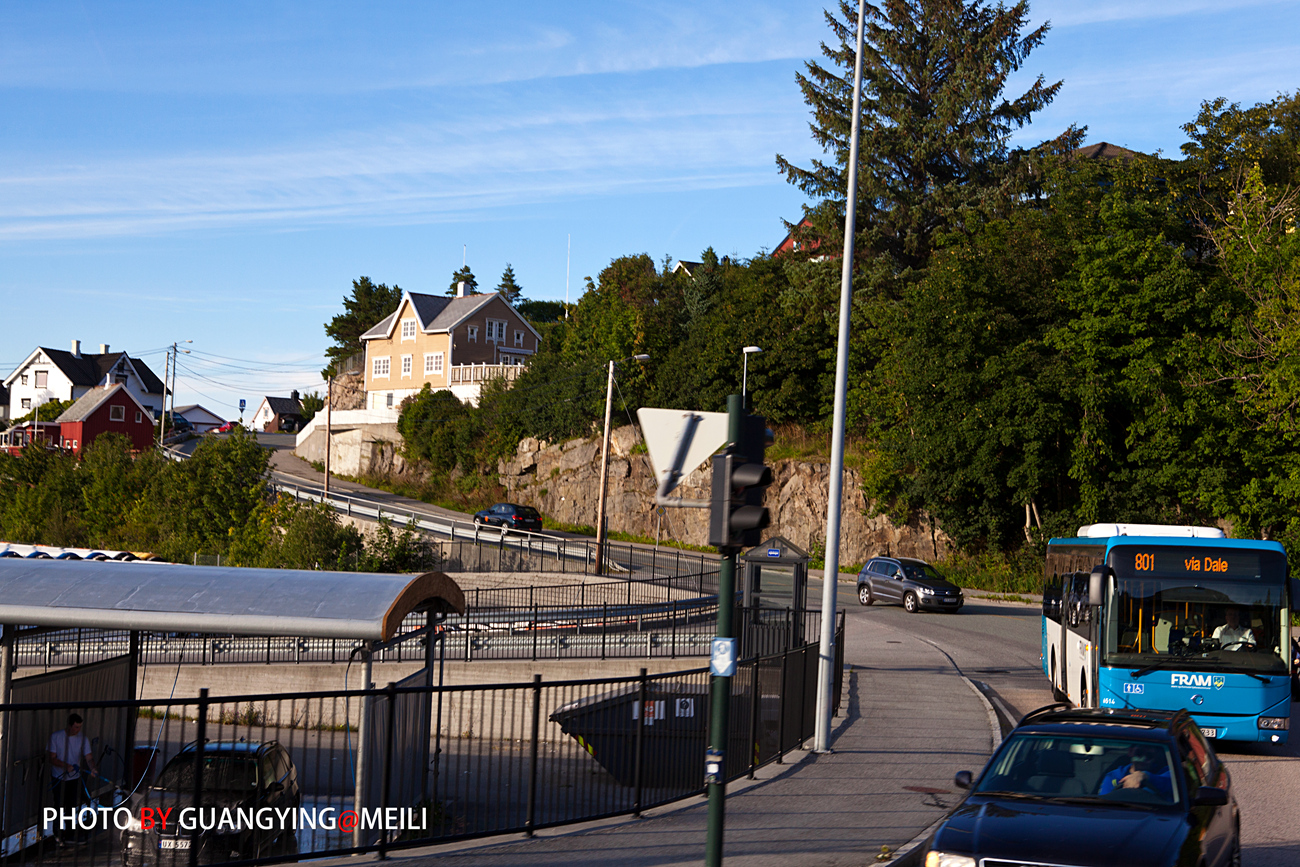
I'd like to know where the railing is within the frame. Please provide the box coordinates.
[0,619,843,864]
[272,479,717,579]
[13,607,832,667]
[449,363,524,384]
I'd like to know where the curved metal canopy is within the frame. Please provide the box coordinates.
[0,560,465,640]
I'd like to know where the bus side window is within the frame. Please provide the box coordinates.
[1043,572,1061,621]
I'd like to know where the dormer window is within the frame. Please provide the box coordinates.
[401,319,417,341]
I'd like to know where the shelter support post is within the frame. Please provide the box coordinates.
[126,630,140,789]
[0,625,12,833]
[352,643,374,849]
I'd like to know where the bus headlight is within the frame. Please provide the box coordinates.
[1258,716,1289,730]
[925,852,975,867]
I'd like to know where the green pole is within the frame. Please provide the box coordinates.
[705,394,743,867]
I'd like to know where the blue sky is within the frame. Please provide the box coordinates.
[2,0,1297,417]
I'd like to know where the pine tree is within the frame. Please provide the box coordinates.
[447,266,478,296]
[496,264,523,304]
[776,0,1069,279]
[323,276,402,376]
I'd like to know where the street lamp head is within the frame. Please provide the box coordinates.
[742,346,762,355]
[632,354,651,362]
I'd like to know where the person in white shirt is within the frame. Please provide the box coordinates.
[47,714,97,841]
[1212,608,1256,650]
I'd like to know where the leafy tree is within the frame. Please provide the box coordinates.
[398,385,476,472]
[13,399,74,424]
[447,266,478,296]
[516,299,566,323]
[324,277,402,376]
[299,391,324,423]
[776,0,1068,279]
[495,264,523,304]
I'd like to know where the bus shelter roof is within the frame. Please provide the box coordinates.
[0,559,465,640]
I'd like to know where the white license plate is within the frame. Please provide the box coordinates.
[159,839,191,850]
[1200,727,1217,739]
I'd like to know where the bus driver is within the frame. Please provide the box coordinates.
[1212,607,1256,650]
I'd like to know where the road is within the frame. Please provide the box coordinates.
[802,574,1300,866]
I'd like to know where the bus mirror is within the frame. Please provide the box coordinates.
[1290,577,1300,612]
[1089,568,1106,607]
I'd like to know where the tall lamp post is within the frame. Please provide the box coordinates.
[594,353,650,574]
[741,346,762,408]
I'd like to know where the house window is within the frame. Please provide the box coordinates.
[386,392,394,409]
[115,374,128,385]
[373,357,390,378]
[34,371,47,388]
[20,375,27,386]
[486,319,507,343]
[425,352,444,375]
[401,355,413,377]
[21,398,30,409]
[401,319,417,341]
[135,411,143,423]
[467,326,478,343]
[109,405,125,422]
[514,330,524,347]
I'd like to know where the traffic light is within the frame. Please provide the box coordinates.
[708,413,773,551]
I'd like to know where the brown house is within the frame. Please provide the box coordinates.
[360,288,541,410]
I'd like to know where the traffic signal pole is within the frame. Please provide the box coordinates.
[705,394,743,867]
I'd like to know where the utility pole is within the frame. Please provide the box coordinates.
[323,375,333,498]
[159,345,171,448]
[814,0,866,754]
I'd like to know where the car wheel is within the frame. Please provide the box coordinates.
[1230,822,1241,867]
[903,592,919,613]
[473,516,483,526]
[858,585,874,606]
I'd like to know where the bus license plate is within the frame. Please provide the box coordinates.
[1200,727,1217,739]
[160,839,191,850]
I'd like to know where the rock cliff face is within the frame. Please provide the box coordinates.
[498,425,951,565]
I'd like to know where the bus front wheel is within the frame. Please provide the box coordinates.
[1079,676,1089,709]
[1050,651,1066,702]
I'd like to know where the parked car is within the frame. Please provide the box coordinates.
[473,503,544,533]
[925,704,1239,867]
[212,420,240,434]
[856,556,963,613]
[120,741,299,866]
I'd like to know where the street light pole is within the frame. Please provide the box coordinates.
[814,0,866,754]
[741,346,762,408]
[594,354,650,574]
[323,375,333,499]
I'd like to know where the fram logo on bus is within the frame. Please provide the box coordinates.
[1171,673,1225,689]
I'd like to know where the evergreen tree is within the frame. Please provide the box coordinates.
[447,266,478,296]
[495,264,523,304]
[323,277,402,376]
[776,0,1068,279]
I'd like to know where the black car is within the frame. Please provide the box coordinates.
[856,556,963,613]
[473,503,543,533]
[925,704,1240,867]
[121,741,299,866]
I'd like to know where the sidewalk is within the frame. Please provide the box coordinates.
[340,616,997,867]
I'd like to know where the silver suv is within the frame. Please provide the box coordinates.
[856,556,964,613]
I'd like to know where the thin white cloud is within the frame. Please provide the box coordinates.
[1031,0,1281,28]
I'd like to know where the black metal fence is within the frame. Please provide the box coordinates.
[0,619,844,866]
[14,606,828,668]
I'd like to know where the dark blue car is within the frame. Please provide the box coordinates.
[473,503,543,533]
[925,704,1240,867]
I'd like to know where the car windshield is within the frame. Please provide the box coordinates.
[902,563,943,582]
[155,754,258,792]
[975,733,1179,806]
[1104,547,1288,675]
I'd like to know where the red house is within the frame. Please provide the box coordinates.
[55,383,155,455]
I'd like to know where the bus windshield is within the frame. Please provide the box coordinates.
[1104,574,1288,675]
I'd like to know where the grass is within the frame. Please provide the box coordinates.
[542,518,717,554]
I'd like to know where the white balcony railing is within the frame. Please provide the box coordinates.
[449,363,525,384]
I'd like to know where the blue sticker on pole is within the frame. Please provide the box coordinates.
[766,548,780,558]
[710,638,737,677]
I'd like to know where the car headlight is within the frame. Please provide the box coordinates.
[919,586,935,595]
[925,852,976,867]
[1258,716,1290,730]
[124,813,143,832]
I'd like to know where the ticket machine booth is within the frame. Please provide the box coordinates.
[741,536,809,620]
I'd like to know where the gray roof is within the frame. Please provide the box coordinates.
[361,291,500,339]
[262,396,303,416]
[55,384,147,424]
[0,560,465,640]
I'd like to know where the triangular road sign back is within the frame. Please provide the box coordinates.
[637,408,729,496]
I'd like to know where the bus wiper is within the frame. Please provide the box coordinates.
[1130,658,1271,682]
[1130,659,1177,678]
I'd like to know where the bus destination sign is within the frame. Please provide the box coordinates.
[1113,546,1275,581]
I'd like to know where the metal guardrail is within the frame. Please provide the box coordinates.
[272,479,716,579]
[0,617,845,865]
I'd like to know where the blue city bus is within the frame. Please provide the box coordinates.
[1042,523,1296,744]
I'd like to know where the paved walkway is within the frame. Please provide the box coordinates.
[332,615,997,867]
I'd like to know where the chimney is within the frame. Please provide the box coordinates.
[291,390,300,403]
[457,281,466,298]
[99,344,110,354]
[71,339,81,358]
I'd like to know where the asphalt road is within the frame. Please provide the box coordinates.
[801,574,1300,867]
